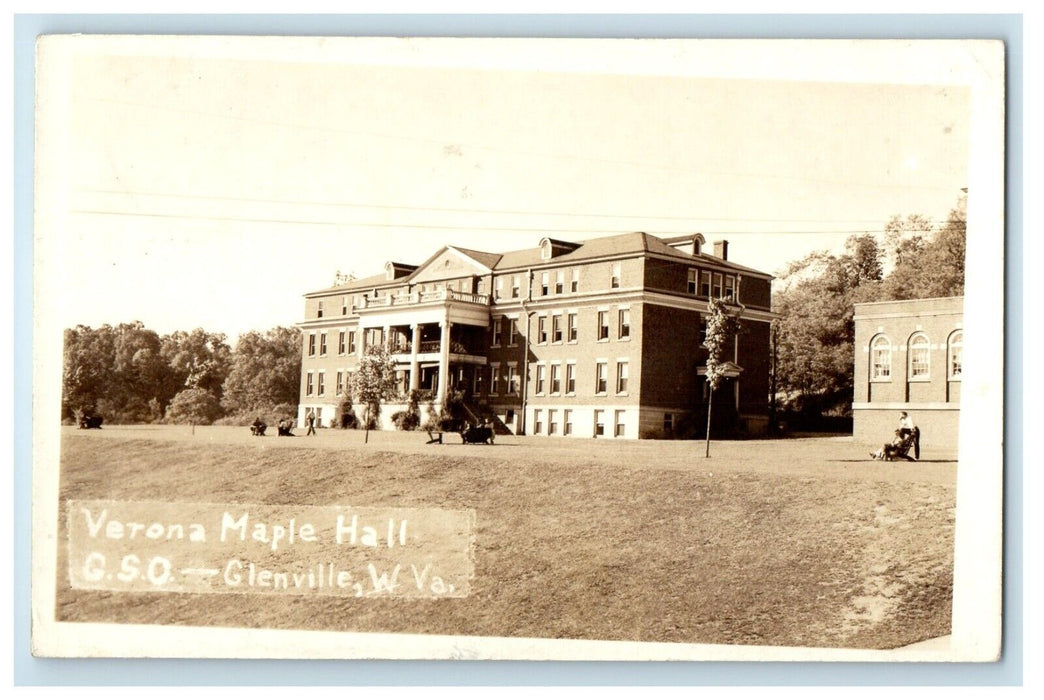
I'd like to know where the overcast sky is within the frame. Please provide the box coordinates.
[44,37,971,342]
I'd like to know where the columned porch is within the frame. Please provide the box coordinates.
[355,289,490,405]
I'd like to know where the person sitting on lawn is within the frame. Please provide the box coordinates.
[871,430,905,461]
[251,417,267,436]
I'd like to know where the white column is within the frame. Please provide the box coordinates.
[382,325,390,349]
[357,325,367,359]
[437,319,451,403]
[409,323,420,392]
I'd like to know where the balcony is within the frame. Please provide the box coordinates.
[358,288,490,310]
[390,340,482,358]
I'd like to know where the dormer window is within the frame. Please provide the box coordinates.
[540,239,552,260]
[317,300,324,318]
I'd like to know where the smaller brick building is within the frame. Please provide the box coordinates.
[852,296,963,446]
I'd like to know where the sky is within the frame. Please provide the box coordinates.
[43,37,972,342]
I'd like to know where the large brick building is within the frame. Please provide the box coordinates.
[297,232,774,438]
[852,296,963,445]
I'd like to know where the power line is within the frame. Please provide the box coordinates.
[70,207,944,236]
[76,187,954,227]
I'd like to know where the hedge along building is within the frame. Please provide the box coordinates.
[296,232,775,438]
[852,296,963,446]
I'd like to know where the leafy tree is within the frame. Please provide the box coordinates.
[165,388,222,426]
[221,327,302,414]
[703,297,742,458]
[63,325,116,418]
[772,235,884,417]
[883,194,966,300]
[160,329,232,401]
[346,344,398,441]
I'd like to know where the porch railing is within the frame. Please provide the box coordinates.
[357,288,491,310]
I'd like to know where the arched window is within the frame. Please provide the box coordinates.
[871,335,891,380]
[908,333,930,379]
[948,331,963,379]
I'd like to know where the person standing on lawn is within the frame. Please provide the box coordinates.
[306,409,316,436]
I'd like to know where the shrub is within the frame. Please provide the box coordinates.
[165,388,223,425]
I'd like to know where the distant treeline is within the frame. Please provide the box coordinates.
[772,193,966,419]
[63,324,302,425]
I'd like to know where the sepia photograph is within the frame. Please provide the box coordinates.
[30,35,1005,662]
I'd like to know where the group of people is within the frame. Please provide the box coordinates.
[250,416,300,437]
[870,411,921,461]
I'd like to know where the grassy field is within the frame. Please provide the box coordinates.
[55,426,956,649]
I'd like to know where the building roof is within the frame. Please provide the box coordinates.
[305,231,771,296]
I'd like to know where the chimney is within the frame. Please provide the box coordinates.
[713,240,729,261]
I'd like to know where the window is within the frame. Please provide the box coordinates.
[618,308,630,340]
[687,269,698,295]
[615,410,625,438]
[308,334,316,357]
[611,262,621,288]
[571,268,580,293]
[713,273,723,299]
[317,372,325,396]
[909,333,930,379]
[594,410,605,437]
[555,270,565,294]
[336,371,344,396]
[724,275,736,301]
[489,363,500,396]
[596,362,608,394]
[616,361,629,394]
[348,331,357,354]
[535,365,546,394]
[949,331,963,379]
[508,319,518,346]
[548,410,558,435]
[550,364,561,394]
[663,413,674,433]
[508,364,520,395]
[538,316,548,344]
[563,409,573,436]
[871,336,891,380]
[512,275,521,298]
[492,318,502,347]
[338,331,346,355]
[306,372,314,396]
[533,409,543,435]
[317,300,324,318]
[565,363,576,394]
[319,333,328,356]
[598,311,609,340]
[342,296,348,315]
[552,315,563,343]
[495,277,504,299]
[700,271,712,297]
[568,313,578,342]
[541,272,549,296]
[474,366,484,395]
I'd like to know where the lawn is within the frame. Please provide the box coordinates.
[55,426,956,650]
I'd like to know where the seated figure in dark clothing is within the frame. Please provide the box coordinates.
[250,417,267,436]
[277,418,295,437]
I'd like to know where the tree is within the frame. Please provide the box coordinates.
[159,329,233,401]
[221,327,302,414]
[346,344,398,442]
[165,387,222,426]
[703,298,742,458]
